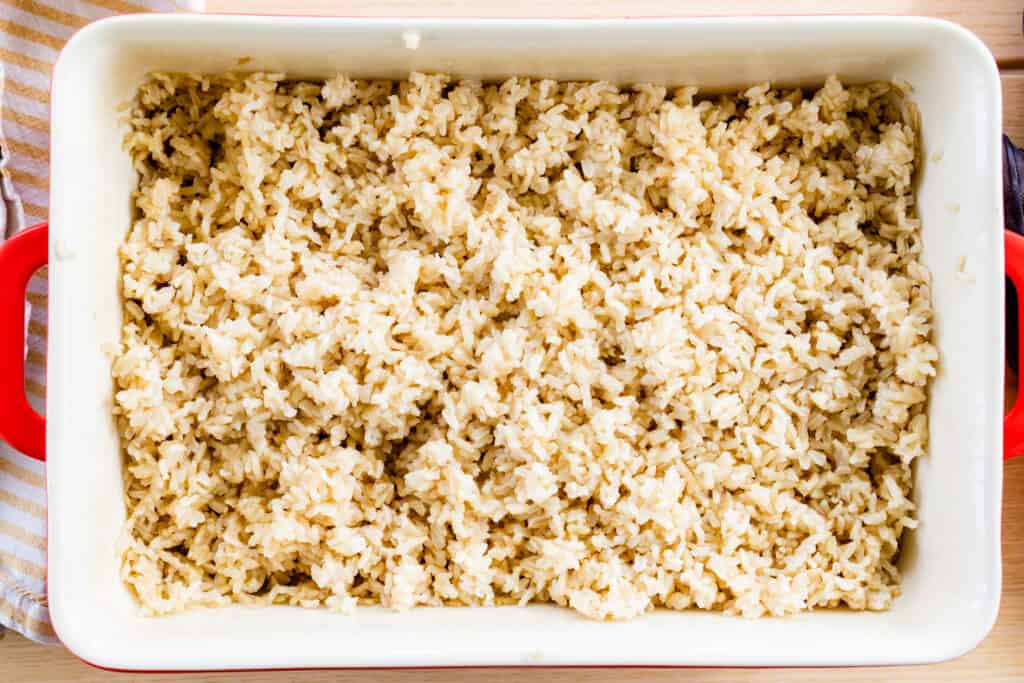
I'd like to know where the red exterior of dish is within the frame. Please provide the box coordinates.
[0,222,48,461]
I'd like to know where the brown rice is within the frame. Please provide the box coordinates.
[113,72,936,620]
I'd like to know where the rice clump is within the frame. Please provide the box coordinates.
[113,72,936,620]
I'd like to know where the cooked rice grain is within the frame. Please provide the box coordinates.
[114,72,936,620]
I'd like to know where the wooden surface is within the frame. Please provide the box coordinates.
[4,2,1024,681]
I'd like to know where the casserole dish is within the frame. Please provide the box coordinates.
[0,14,1013,670]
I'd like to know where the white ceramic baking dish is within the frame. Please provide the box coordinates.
[0,14,1012,671]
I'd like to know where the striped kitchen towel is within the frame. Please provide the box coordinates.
[0,0,203,645]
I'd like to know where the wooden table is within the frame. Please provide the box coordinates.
[4,1,1024,680]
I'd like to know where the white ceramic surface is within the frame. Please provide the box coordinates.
[45,15,1003,670]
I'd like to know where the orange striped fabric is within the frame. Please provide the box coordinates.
[0,0,202,645]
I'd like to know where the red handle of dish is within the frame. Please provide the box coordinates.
[1006,229,1024,459]
[0,222,47,461]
